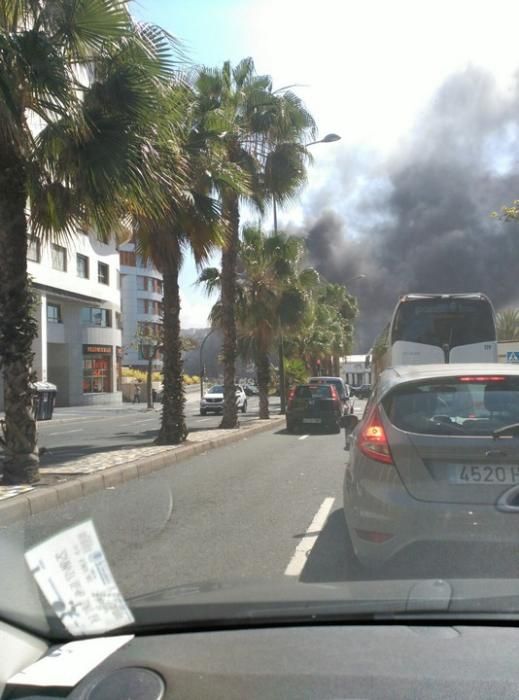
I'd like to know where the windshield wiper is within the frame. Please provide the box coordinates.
[493,423,519,439]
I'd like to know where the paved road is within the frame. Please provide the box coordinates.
[6,394,517,613]
[36,393,276,467]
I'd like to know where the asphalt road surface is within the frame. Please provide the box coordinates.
[7,395,519,609]
[37,392,275,467]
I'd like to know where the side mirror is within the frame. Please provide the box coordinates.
[340,414,359,432]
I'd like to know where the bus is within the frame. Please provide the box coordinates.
[371,293,497,378]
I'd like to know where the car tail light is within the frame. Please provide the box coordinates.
[458,376,505,382]
[287,386,296,409]
[357,406,393,465]
[330,385,341,408]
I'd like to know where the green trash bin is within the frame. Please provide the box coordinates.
[32,381,57,421]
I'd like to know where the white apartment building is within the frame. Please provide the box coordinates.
[0,232,123,409]
[341,354,372,387]
[119,243,164,370]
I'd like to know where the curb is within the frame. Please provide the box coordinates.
[0,415,286,525]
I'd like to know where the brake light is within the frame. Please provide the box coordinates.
[458,376,505,382]
[329,385,341,407]
[357,406,393,464]
[287,386,296,409]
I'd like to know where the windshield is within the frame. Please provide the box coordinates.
[3,0,519,644]
[392,299,496,347]
[208,385,224,394]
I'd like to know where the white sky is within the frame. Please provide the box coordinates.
[170,0,519,327]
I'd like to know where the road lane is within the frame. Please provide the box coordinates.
[18,424,347,599]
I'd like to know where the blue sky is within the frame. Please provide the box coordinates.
[130,0,519,328]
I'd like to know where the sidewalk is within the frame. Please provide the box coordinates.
[0,383,201,424]
[0,413,286,523]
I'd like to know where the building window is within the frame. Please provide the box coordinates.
[83,354,112,393]
[47,303,61,323]
[51,244,67,271]
[120,250,136,267]
[80,307,112,327]
[137,276,148,291]
[117,271,121,290]
[27,239,40,262]
[115,312,122,330]
[137,299,147,314]
[77,254,89,279]
[98,262,109,285]
[138,321,162,338]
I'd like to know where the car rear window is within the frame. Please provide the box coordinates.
[382,376,519,436]
[310,379,346,397]
[295,385,332,399]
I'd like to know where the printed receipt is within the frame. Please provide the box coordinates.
[25,520,135,636]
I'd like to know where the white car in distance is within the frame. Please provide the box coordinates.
[200,384,247,416]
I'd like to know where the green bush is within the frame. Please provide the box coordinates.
[285,358,309,387]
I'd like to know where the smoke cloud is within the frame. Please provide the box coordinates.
[297,67,519,350]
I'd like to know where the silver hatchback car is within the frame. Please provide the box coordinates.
[343,364,519,568]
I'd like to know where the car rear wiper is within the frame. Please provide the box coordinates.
[493,423,519,439]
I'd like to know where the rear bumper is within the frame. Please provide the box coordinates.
[343,471,519,567]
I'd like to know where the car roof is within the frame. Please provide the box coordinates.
[377,363,519,395]
[309,376,344,382]
[296,383,332,388]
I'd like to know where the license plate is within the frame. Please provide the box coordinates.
[303,418,321,424]
[451,465,519,484]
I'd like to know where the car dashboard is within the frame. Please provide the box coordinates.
[2,620,519,699]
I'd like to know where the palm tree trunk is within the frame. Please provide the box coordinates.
[155,257,187,444]
[219,194,239,428]
[256,350,270,419]
[0,145,39,484]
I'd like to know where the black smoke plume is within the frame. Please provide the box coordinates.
[299,68,519,350]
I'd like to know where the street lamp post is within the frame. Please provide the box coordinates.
[199,329,215,401]
[276,133,342,414]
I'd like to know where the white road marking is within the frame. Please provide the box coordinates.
[284,497,335,577]
[196,417,211,422]
[298,434,309,440]
[133,418,156,424]
[49,429,83,436]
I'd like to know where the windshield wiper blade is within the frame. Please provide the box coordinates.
[493,423,519,439]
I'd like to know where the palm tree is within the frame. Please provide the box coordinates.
[261,91,316,411]
[200,227,316,418]
[285,282,357,377]
[0,0,181,483]
[496,308,519,341]
[195,58,280,428]
[132,82,235,444]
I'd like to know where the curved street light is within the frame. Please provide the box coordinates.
[345,274,367,286]
[305,133,342,147]
[275,132,342,414]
